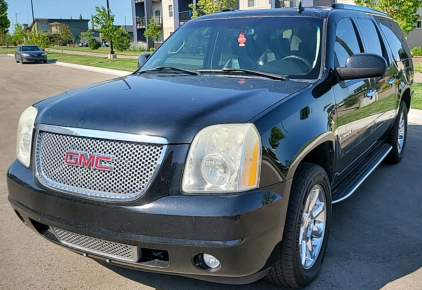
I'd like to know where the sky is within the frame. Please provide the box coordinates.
[6,0,133,32]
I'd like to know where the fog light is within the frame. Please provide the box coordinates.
[203,253,220,269]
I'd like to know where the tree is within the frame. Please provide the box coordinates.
[53,24,72,53]
[92,6,118,54]
[113,26,131,52]
[0,0,11,45]
[188,0,237,19]
[354,0,422,35]
[79,14,83,20]
[81,29,100,50]
[12,23,27,45]
[27,31,49,49]
[143,18,161,43]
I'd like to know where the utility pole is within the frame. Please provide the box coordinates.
[106,0,115,55]
[15,13,18,24]
[125,16,126,29]
[30,0,35,23]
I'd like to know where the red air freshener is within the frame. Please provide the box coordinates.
[238,33,246,47]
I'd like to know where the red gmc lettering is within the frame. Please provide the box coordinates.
[79,153,95,168]
[64,152,113,171]
[64,152,79,166]
[95,156,113,171]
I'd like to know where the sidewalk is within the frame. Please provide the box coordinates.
[45,48,139,59]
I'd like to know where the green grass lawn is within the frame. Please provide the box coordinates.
[47,52,138,72]
[412,83,422,110]
[50,46,144,56]
[0,48,16,54]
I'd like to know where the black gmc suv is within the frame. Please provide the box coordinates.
[7,4,413,288]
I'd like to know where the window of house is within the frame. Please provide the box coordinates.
[417,20,422,29]
[169,5,173,17]
[248,0,255,7]
[41,23,48,32]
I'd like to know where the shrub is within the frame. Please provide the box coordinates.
[88,38,100,50]
[411,46,422,56]
[113,27,131,52]
[128,42,146,52]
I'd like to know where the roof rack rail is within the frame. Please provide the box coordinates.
[331,3,388,16]
[220,9,236,13]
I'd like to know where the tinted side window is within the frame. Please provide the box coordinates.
[335,18,361,67]
[378,19,411,61]
[357,18,383,57]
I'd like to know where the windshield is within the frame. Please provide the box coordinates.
[22,46,41,51]
[142,16,323,79]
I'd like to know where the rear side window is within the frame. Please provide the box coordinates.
[378,19,411,61]
[335,18,361,67]
[357,18,384,57]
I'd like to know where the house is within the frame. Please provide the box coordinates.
[131,0,354,49]
[406,7,422,49]
[27,18,90,43]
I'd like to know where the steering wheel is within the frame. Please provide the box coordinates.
[280,55,312,70]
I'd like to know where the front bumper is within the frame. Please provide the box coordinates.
[7,160,290,284]
[22,55,47,63]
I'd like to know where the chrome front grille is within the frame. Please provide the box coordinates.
[52,228,138,262]
[35,125,166,201]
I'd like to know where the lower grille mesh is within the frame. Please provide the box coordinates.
[52,228,138,262]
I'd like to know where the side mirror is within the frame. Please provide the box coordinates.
[336,53,387,81]
[138,53,151,68]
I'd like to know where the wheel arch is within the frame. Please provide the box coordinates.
[401,87,411,112]
[286,132,336,183]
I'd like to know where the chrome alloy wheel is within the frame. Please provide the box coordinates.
[299,184,326,269]
[397,111,405,154]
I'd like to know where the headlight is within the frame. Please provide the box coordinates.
[182,124,261,193]
[22,53,29,57]
[42,53,46,56]
[16,106,37,167]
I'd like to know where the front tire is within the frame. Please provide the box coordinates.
[266,163,332,288]
[386,100,408,164]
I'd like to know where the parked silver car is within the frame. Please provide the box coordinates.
[15,45,47,64]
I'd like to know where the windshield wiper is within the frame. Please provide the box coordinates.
[198,68,285,80]
[138,66,201,76]
[221,68,286,80]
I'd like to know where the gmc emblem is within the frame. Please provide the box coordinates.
[64,151,114,171]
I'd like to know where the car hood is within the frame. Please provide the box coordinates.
[36,74,309,143]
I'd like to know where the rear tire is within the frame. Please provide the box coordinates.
[265,163,332,288]
[386,100,407,164]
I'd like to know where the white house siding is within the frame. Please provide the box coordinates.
[239,0,271,10]
[162,0,175,40]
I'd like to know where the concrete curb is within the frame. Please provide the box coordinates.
[409,109,422,125]
[7,53,130,76]
[54,62,130,77]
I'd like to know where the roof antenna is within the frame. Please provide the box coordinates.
[298,1,305,13]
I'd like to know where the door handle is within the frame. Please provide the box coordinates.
[365,89,377,100]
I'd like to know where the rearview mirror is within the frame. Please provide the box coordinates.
[336,53,387,81]
[138,53,151,68]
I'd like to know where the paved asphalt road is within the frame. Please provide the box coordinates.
[0,54,421,290]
